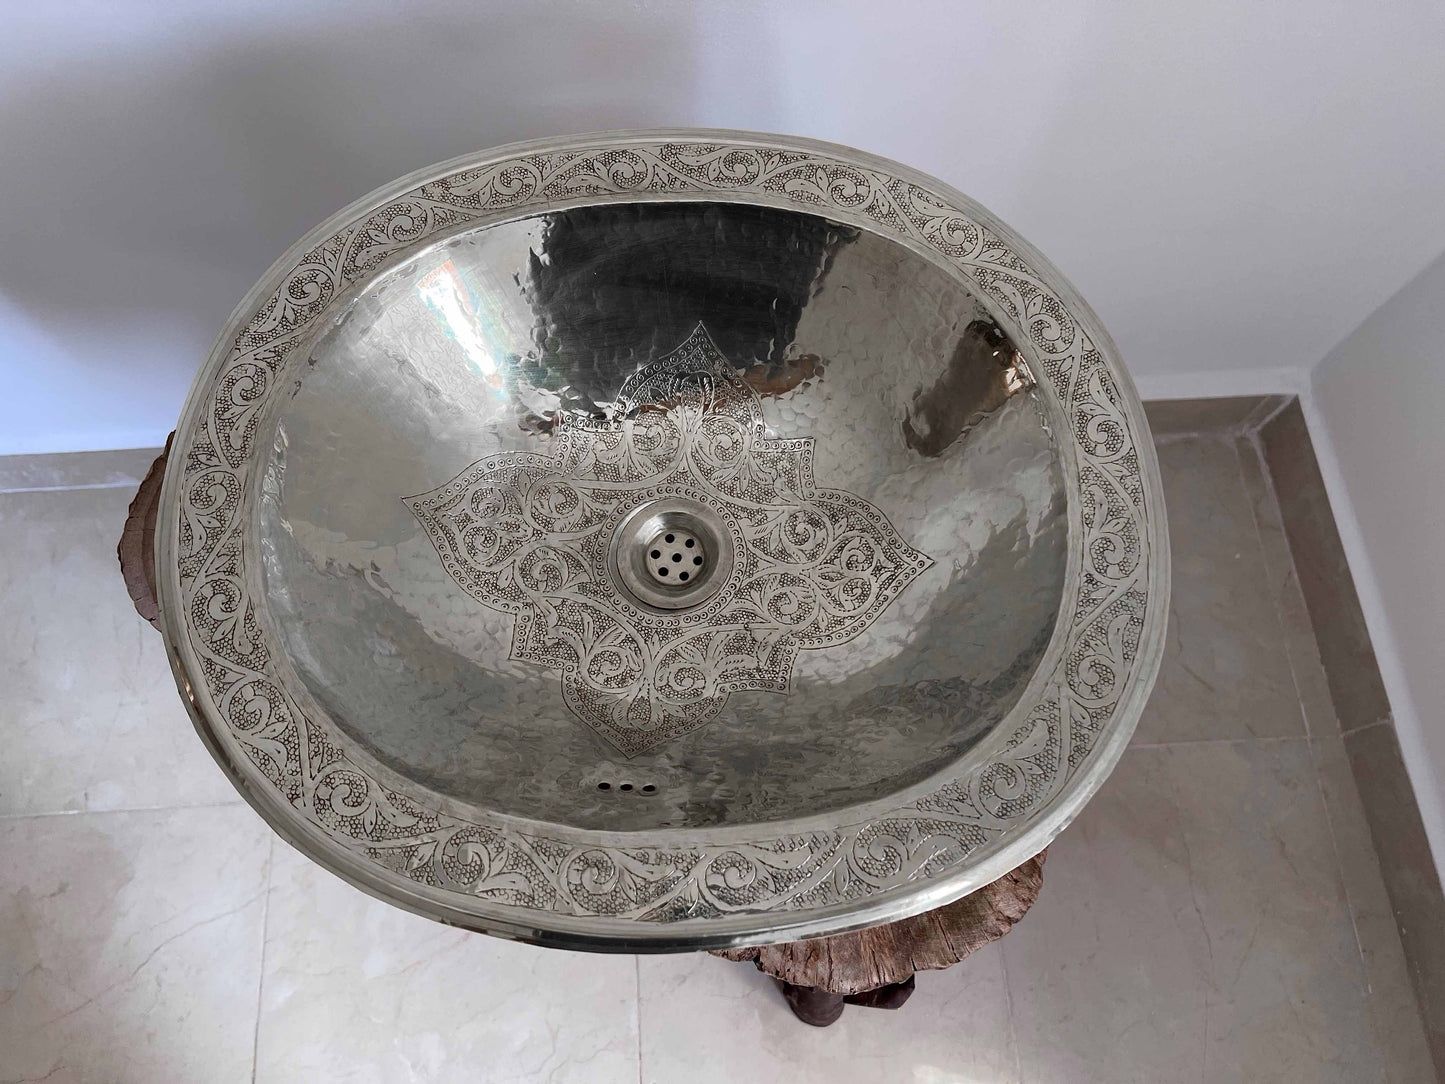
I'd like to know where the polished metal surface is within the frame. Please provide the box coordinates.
[156,131,1169,950]
[610,498,730,611]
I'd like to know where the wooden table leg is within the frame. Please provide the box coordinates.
[778,982,847,1027]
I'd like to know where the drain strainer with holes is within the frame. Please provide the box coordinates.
[608,497,734,613]
[646,528,705,585]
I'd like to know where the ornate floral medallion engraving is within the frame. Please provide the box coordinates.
[169,137,1162,935]
[405,326,933,756]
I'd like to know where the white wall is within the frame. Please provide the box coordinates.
[4,0,1445,452]
[1308,251,1445,867]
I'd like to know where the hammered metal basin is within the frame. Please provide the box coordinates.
[157,131,1168,950]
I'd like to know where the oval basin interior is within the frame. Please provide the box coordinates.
[257,200,1068,834]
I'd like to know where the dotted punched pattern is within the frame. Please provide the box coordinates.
[170,137,1160,931]
[405,325,934,757]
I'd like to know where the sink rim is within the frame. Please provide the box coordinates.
[155,128,1170,951]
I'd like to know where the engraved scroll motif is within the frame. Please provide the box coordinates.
[174,139,1157,925]
[405,325,933,756]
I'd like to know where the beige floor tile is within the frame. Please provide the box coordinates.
[1136,437,1305,743]
[254,842,639,1083]
[637,941,1018,1084]
[0,487,238,814]
[1233,433,1340,738]
[0,804,272,1084]
[1,425,1432,1083]
[1237,434,1435,1078]
[1002,741,1383,1083]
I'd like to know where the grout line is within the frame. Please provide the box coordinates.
[1239,394,1294,433]
[1244,394,1295,434]
[251,835,274,1084]
[633,954,644,1084]
[1000,943,1024,1083]
[1127,734,1311,751]
[1149,429,1242,446]
[0,798,246,822]
[1230,435,1311,741]
[1340,716,1393,739]
[1306,734,1372,994]
[0,481,143,494]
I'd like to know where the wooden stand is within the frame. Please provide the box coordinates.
[117,442,1048,1028]
[712,853,1046,1026]
[116,434,171,630]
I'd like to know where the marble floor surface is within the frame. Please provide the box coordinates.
[0,432,1434,1084]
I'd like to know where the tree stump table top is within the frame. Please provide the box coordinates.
[711,850,1046,996]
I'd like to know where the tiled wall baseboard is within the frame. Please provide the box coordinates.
[1147,394,1445,1079]
[0,447,163,493]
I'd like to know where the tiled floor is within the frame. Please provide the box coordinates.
[0,431,1435,1083]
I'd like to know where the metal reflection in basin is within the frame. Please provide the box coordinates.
[160,133,1166,949]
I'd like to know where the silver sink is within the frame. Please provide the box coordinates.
[156,131,1169,950]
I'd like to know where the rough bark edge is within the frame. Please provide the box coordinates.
[116,433,172,629]
[712,850,1046,995]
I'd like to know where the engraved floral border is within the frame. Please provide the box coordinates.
[166,137,1159,933]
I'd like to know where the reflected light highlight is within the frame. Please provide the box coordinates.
[417,259,504,394]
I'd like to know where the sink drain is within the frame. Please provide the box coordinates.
[610,498,732,612]
[645,527,706,585]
